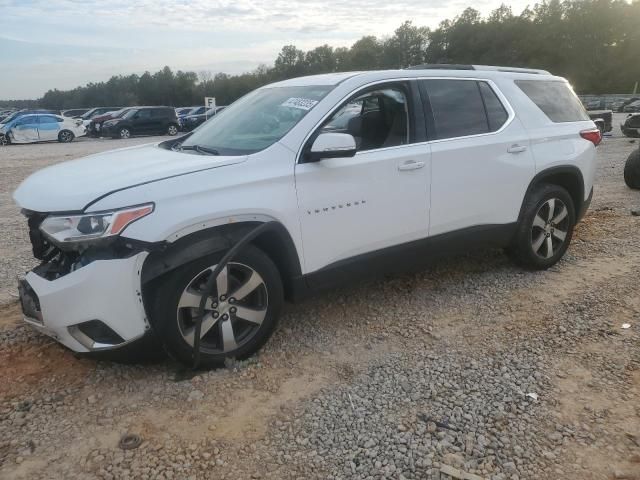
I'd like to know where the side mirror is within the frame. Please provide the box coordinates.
[306,132,357,162]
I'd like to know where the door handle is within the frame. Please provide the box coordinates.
[398,160,425,171]
[507,144,528,154]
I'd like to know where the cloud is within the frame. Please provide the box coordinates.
[0,0,532,98]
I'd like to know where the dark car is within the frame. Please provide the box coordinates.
[623,100,640,113]
[101,106,179,139]
[180,106,226,132]
[587,109,612,133]
[621,113,640,138]
[61,108,90,118]
[79,107,123,123]
[87,108,134,137]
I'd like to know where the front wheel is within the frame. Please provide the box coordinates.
[58,130,74,143]
[118,127,131,139]
[167,124,178,136]
[509,184,576,270]
[150,245,283,368]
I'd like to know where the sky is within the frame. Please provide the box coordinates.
[0,0,531,99]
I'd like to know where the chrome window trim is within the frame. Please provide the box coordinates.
[296,76,516,163]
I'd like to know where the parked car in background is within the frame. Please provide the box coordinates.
[176,107,195,117]
[621,113,640,138]
[0,109,58,128]
[13,66,599,365]
[587,109,612,133]
[584,99,603,110]
[101,106,179,139]
[623,100,640,113]
[79,107,123,127]
[180,106,226,131]
[87,108,133,137]
[1,113,85,144]
[61,108,90,118]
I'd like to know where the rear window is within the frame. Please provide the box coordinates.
[515,80,589,123]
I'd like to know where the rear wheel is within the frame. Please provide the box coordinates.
[150,245,283,368]
[509,184,575,270]
[167,124,178,136]
[624,148,640,189]
[58,130,74,143]
[118,127,131,139]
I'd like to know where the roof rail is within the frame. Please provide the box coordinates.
[406,64,551,75]
[472,65,551,75]
[406,64,475,70]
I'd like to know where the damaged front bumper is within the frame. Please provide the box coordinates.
[19,251,150,353]
[17,211,155,353]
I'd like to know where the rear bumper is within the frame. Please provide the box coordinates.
[18,252,150,353]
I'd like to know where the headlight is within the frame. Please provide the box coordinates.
[40,204,154,244]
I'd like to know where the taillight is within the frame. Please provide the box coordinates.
[580,128,602,146]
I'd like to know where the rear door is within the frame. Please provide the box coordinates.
[37,115,62,141]
[10,116,39,143]
[420,78,535,236]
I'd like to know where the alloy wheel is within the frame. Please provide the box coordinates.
[60,131,73,142]
[530,198,570,259]
[168,125,178,135]
[120,128,131,139]
[176,262,268,354]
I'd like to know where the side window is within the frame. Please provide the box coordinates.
[38,115,59,124]
[423,79,488,140]
[320,86,409,152]
[16,116,36,126]
[136,109,152,119]
[515,80,589,123]
[478,82,508,131]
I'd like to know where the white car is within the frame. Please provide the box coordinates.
[1,113,86,144]
[13,66,599,366]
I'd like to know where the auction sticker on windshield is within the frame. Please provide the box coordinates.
[281,97,319,111]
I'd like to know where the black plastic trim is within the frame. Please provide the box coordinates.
[304,223,517,292]
[519,166,585,222]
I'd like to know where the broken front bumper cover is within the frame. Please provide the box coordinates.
[18,252,150,353]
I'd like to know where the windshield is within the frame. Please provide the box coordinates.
[182,85,334,155]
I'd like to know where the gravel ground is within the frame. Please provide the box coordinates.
[0,118,639,480]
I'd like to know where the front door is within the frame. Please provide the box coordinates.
[295,82,431,275]
[10,116,39,143]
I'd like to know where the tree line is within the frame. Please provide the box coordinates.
[4,0,639,110]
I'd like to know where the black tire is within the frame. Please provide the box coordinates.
[167,123,179,136]
[117,127,131,139]
[624,148,640,189]
[150,245,283,368]
[509,183,576,270]
[58,130,74,143]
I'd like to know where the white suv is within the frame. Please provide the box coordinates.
[14,66,600,366]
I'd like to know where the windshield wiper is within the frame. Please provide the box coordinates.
[179,144,220,155]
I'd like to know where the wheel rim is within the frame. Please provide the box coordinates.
[120,129,130,139]
[531,198,570,259]
[176,262,268,354]
[168,125,177,135]
[61,131,72,142]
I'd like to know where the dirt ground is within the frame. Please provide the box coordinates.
[0,121,639,479]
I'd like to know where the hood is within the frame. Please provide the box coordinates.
[13,143,247,212]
